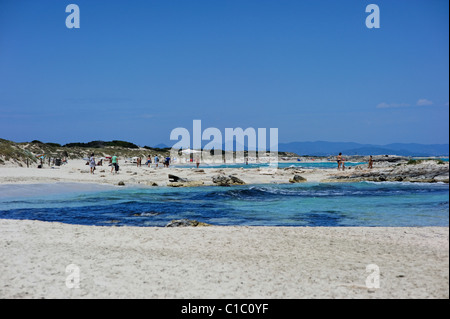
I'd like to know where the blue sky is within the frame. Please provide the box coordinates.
[0,0,448,146]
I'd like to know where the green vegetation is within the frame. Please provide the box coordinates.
[0,138,173,166]
[407,159,422,165]
[0,138,37,166]
[64,140,139,149]
[143,145,170,152]
[45,142,62,147]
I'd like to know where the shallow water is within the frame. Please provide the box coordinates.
[177,161,366,169]
[0,182,448,227]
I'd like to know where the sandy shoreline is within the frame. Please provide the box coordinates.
[0,160,448,299]
[0,219,448,299]
[1,157,448,187]
[0,159,334,186]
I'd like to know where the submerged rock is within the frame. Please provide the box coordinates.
[165,219,211,227]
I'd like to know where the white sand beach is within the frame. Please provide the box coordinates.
[1,0,448,302]
[2,158,448,186]
[0,159,332,186]
[0,219,448,299]
[0,160,448,299]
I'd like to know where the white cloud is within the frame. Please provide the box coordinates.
[376,102,390,109]
[376,102,410,109]
[377,99,436,109]
[416,99,433,106]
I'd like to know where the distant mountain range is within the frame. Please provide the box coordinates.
[277,141,449,157]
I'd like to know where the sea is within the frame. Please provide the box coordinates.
[0,173,448,227]
[176,161,366,169]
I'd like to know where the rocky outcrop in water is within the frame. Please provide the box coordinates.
[168,180,205,187]
[212,175,246,186]
[326,161,449,183]
[289,175,307,183]
[167,174,204,187]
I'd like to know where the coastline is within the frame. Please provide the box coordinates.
[0,219,448,298]
[0,159,349,186]
[1,158,448,186]
[1,159,448,299]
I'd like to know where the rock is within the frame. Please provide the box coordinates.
[167,174,203,187]
[212,175,246,186]
[168,174,189,183]
[167,180,205,187]
[118,181,125,186]
[372,155,410,163]
[165,219,210,227]
[229,175,246,185]
[289,175,307,183]
[327,161,449,184]
[212,175,230,186]
[434,175,449,183]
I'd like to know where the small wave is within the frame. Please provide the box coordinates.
[134,211,161,217]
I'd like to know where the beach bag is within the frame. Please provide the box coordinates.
[115,164,119,172]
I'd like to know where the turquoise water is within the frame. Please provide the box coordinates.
[177,161,366,169]
[0,182,448,227]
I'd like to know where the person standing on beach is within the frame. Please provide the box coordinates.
[89,153,96,174]
[155,155,159,168]
[145,155,152,167]
[165,156,171,168]
[111,154,118,174]
[196,157,200,169]
[368,155,373,169]
[337,153,342,170]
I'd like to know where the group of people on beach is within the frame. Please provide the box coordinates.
[140,155,171,168]
[337,153,373,171]
[90,152,374,174]
[89,153,119,174]
[88,153,174,174]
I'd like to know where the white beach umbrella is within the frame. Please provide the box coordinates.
[181,148,201,154]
